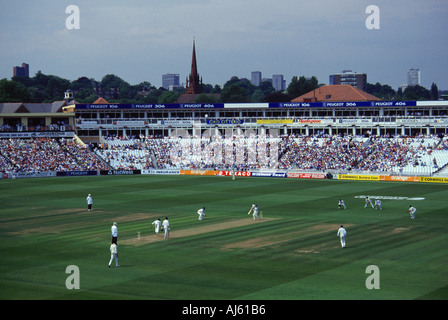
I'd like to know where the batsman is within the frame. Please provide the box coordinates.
[248,204,261,220]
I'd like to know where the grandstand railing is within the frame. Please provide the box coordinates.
[75,116,448,127]
[0,124,73,132]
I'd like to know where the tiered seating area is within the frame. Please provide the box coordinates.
[0,137,110,173]
[1,134,448,176]
[94,134,448,176]
[96,136,151,170]
[278,135,446,175]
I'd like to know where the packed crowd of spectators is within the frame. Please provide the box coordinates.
[0,137,110,173]
[283,134,447,174]
[277,135,413,172]
[142,135,280,170]
[0,153,15,172]
[94,133,448,175]
[95,134,280,170]
[1,134,447,175]
[440,137,448,150]
[96,136,153,170]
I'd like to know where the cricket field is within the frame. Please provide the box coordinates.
[0,174,447,300]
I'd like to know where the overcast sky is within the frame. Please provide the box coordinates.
[1,0,447,91]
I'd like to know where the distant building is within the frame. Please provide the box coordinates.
[251,71,262,86]
[185,39,203,94]
[177,39,220,103]
[272,74,286,91]
[94,86,120,100]
[291,85,381,102]
[13,63,29,78]
[329,70,367,91]
[162,73,180,90]
[407,68,421,86]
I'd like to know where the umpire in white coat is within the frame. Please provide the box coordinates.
[111,222,118,244]
[337,225,347,248]
[86,194,93,211]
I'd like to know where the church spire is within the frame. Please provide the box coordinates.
[186,38,203,94]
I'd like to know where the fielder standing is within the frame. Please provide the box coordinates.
[108,242,119,268]
[337,225,347,248]
[375,199,382,210]
[162,217,170,239]
[86,194,93,212]
[151,218,161,235]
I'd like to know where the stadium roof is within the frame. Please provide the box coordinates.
[0,103,27,113]
[93,97,110,104]
[291,85,382,102]
[24,102,66,113]
[0,102,68,114]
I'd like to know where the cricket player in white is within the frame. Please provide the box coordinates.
[111,222,118,244]
[338,199,347,209]
[375,199,382,210]
[86,194,93,211]
[151,218,161,235]
[162,217,170,239]
[197,207,206,220]
[108,243,119,268]
[364,196,374,208]
[249,204,260,220]
[407,205,417,219]
[337,225,347,248]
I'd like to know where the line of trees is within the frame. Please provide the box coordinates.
[0,71,442,104]
[364,82,440,101]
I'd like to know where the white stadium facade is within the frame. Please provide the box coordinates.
[74,100,448,138]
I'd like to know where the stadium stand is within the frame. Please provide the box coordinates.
[1,133,448,176]
[2,99,448,177]
[0,137,110,173]
[90,134,448,176]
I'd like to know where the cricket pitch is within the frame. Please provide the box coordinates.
[122,218,274,246]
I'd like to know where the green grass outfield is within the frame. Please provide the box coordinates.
[0,174,447,300]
